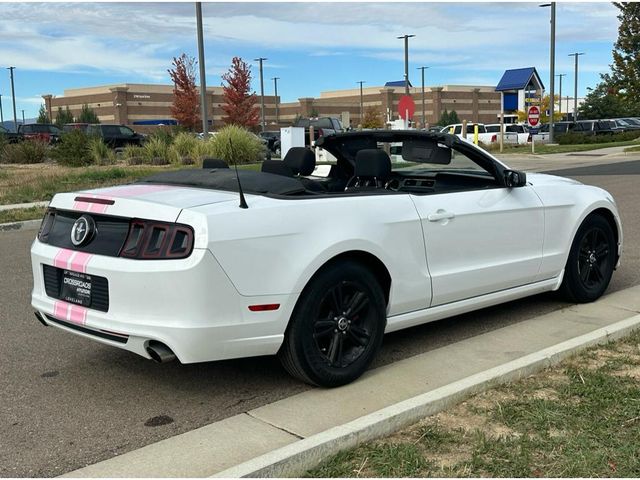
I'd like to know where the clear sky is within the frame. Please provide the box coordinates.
[0,1,620,119]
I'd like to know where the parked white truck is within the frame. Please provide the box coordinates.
[486,124,530,145]
[440,123,518,145]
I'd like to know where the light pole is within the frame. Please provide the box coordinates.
[272,77,280,126]
[21,109,25,125]
[569,52,584,121]
[556,73,566,118]
[397,34,415,95]
[254,57,267,132]
[417,66,429,128]
[195,2,209,136]
[8,67,17,132]
[0,94,3,124]
[540,3,556,142]
[357,81,365,128]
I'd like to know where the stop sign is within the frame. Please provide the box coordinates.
[398,95,415,120]
[528,106,540,127]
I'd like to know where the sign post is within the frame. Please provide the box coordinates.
[527,106,540,128]
[398,95,415,129]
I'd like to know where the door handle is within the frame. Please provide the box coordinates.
[427,210,455,222]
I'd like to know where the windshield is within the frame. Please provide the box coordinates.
[387,141,490,176]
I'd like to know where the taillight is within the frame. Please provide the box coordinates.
[38,208,56,242]
[119,219,194,260]
[317,128,325,137]
[491,134,497,143]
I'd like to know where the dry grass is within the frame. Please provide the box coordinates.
[0,163,182,205]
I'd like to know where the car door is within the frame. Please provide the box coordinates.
[410,150,544,307]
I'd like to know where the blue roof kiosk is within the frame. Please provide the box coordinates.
[496,67,545,117]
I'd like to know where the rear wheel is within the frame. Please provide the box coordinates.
[278,261,386,387]
[559,214,616,303]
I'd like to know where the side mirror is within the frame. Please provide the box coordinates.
[504,169,527,188]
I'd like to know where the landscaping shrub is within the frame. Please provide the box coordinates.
[121,144,146,165]
[169,132,200,164]
[141,135,171,164]
[88,137,115,165]
[1,139,49,164]
[557,130,640,145]
[51,130,92,167]
[207,125,265,165]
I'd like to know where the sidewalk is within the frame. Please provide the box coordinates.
[0,200,49,212]
[61,285,640,478]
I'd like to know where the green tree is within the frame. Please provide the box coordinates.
[77,104,100,124]
[449,110,460,124]
[610,2,640,114]
[437,109,451,126]
[579,78,629,120]
[55,107,74,127]
[37,104,50,124]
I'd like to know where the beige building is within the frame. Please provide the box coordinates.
[43,82,503,131]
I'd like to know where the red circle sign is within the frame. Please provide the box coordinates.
[398,95,415,120]
[528,106,540,127]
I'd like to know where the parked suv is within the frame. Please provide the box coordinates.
[17,123,62,144]
[259,130,281,156]
[293,117,344,146]
[62,123,89,133]
[573,120,617,136]
[87,124,145,148]
[0,125,24,143]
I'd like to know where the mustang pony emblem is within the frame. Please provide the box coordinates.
[71,215,95,247]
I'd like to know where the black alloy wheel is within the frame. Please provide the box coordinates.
[312,281,374,369]
[279,261,386,387]
[577,227,611,291]
[560,214,616,303]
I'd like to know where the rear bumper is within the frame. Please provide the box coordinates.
[31,240,297,363]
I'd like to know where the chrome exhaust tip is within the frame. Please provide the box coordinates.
[146,341,176,363]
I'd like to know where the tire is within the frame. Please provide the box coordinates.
[278,261,387,387]
[559,214,616,303]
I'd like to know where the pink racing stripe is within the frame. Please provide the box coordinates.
[53,249,74,269]
[69,252,93,273]
[68,305,87,326]
[53,301,69,320]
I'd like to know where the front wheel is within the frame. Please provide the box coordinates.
[278,261,387,387]
[559,214,617,303]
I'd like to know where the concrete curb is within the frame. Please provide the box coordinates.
[0,219,41,232]
[0,200,49,212]
[215,314,640,478]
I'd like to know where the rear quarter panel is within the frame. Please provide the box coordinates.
[181,193,431,316]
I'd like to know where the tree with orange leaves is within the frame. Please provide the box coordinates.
[168,54,200,131]
[221,57,259,128]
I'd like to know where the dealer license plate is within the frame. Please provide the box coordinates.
[60,270,92,307]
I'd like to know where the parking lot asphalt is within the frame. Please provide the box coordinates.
[1,158,639,477]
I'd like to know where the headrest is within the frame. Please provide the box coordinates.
[202,158,229,169]
[261,160,293,177]
[283,147,316,176]
[354,149,391,178]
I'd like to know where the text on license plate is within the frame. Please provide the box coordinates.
[60,270,92,307]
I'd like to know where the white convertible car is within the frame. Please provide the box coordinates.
[31,130,622,387]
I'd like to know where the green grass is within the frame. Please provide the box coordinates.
[624,145,640,153]
[0,205,47,224]
[485,139,640,155]
[308,330,640,478]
